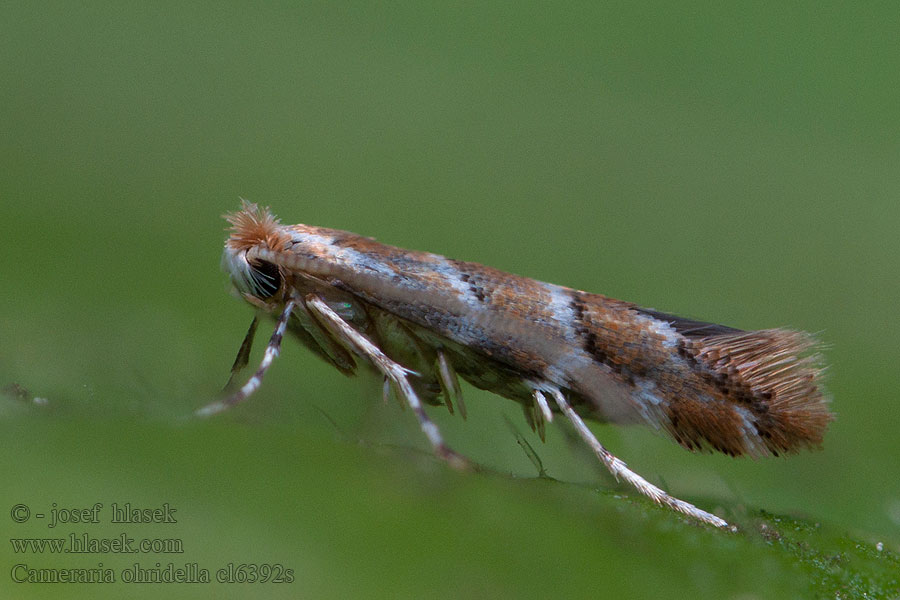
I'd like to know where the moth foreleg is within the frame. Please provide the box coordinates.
[305,294,468,470]
[197,299,296,417]
[223,316,259,393]
[531,388,553,442]
[436,350,466,420]
[542,384,730,529]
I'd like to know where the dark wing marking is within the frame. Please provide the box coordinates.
[634,307,744,338]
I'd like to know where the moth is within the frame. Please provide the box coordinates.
[198,201,832,528]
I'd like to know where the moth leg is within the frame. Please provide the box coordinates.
[543,384,729,528]
[382,376,406,411]
[197,299,296,417]
[305,294,468,470]
[436,350,466,420]
[521,402,537,434]
[223,316,259,393]
[382,376,391,405]
[531,388,553,442]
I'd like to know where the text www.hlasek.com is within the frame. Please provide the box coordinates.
[11,533,183,554]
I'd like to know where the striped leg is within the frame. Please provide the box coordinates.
[197,298,296,417]
[305,294,468,470]
[543,384,730,528]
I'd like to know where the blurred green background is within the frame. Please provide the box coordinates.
[2,2,898,598]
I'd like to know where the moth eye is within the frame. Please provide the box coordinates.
[249,260,282,298]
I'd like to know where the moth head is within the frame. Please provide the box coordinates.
[221,200,291,302]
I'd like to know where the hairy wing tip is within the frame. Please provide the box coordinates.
[669,328,833,457]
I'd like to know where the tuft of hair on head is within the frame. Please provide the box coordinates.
[224,200,292,252]
[676,328,833,458]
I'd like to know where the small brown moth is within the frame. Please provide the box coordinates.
[198,201,832,528]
